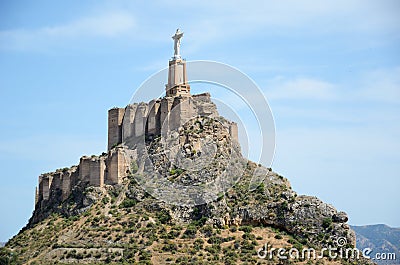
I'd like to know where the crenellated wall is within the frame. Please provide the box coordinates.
[36,151,129,204]
[35,93,239,206]
[108,93,238,150]
[38,167,76,203]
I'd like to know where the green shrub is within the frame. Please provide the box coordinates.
[68,215,79,222]
[191,216,207,227]
[102,197,110,204]
[200,225,213,237]
[130,161,138,174]
[169,167,184,176]
[120,198,137,208]
[322,217,332,228]
[239,226,253,233]
[242,233,255,240]
[256,183,265,193]
[138,250,152,261]
[156,210,171,224]
[166,229,180,239]
[182,225,197,239]
[207,236,223,245]
[0,248,18,264]
[161,240,177,252]
[194,239,204,250]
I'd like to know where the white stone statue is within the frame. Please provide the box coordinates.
[172,28,183,58]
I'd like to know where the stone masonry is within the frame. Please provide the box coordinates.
[35,92,239,206]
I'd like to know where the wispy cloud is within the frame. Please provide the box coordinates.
[2,1,398,53]
[262,66,400,103]
[0,11,136,51]
[265,77,337,101]
[43,12,136,37]
[258,67,400,128]
[173,0,400,38]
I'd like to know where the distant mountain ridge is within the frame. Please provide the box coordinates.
[352,224,400,265]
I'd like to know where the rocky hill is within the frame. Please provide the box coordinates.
[0,27,379,264]
[1,107,375,264]
[352,224,399,265]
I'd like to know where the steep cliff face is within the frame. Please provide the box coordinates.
[2,94,375,264]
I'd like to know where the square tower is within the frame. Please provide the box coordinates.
[108,107,125,150]
[166,58,191,97]
[165,29,191,97]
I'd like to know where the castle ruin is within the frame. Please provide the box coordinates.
[35,29,238,208]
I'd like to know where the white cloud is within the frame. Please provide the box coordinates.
[261,66,400,104]
[166,0,400,38]
[265,77,337,100]
[2,1,399,53]
[42,12,136,37]
[0,12,136,51]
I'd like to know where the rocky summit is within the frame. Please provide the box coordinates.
[1,92,374,264]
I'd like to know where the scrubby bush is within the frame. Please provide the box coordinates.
[182,225,197,239]
[239,226,253,233]
[120,198,137,208]
[322,217,332,228]
[156,210,171,224]
[130,161,138,174]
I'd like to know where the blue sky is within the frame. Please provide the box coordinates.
[0,1,399,242]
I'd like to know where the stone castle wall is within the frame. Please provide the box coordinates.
[109,93,238,147]
[36,151,127,204]
[35,93,239,207]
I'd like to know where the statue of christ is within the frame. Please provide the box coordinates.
[172,28,184,58]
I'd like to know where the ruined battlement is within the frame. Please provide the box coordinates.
[35,92,239,208]
[108,92,238,150]
[35,147,132,207]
